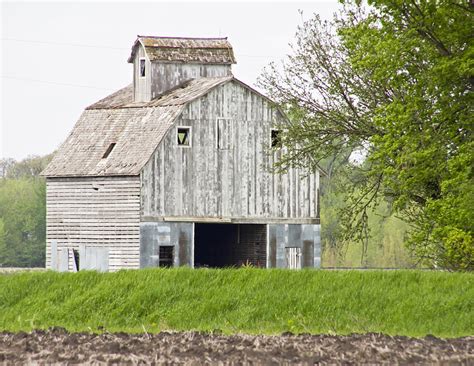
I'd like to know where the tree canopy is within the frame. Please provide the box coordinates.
[259,1,473,270]
[0,155,52,267]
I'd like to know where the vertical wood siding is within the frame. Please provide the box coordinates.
[150,63,231,99]
[141,81,319,220]
[46,176,140,271]
[133,44,151,102]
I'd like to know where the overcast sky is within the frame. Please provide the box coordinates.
[1,0,341,160]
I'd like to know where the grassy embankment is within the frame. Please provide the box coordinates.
[1,268,472,337]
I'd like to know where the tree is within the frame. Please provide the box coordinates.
[5,154,53,179]
[0,158,15,178]
[259,1,473,270]
[0,154,52,267]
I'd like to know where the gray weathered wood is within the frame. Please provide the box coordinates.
[46,176,140,272]
[140,81,319,222]
[58,248,69,272]
[50,240,58,270]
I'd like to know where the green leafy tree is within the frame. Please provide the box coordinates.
[259,1,473,270]
[0,178,47,267]
[0,154,52,267]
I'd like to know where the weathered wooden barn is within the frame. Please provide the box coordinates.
[41,36,322,272]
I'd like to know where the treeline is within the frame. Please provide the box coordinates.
[0,155,52,267]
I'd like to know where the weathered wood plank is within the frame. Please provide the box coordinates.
[46,176,141,271]
[140,81,319,221]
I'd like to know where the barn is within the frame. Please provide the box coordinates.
[41,36,322,272]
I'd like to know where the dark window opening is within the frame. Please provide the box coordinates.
[72,249,80,271]
[271,129,282,148]
[159,246,174,267]
[140,59,146,77]
[102,143,116,159]
[194,224,267,268]
[177,127,190,146]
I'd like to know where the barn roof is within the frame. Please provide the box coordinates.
[87,76,233,109]
[42,76,327,178]
[41,107,182,177]
[127,36,236,64]
[42,77,232,177]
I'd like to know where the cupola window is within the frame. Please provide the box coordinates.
[139,58,146,77]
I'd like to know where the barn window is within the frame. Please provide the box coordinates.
[271,129,282,148]
[177,126,191,147]
[159,246,174,267]
[102,143,116,159]
[139,58,146,77]
[217,118,232,150]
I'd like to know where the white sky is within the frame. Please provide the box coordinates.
[1,0,341,160]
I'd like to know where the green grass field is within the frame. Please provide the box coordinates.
[1,268,472,338]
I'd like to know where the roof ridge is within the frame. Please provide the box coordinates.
[153,75,232,98]
[138,35,228,40]
[128,36,235,63]
[86,76,234,110]
[146,76,234,107]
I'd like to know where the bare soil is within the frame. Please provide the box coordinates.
[0,328,472,365]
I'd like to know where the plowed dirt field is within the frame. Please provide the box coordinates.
[1,329,472,364]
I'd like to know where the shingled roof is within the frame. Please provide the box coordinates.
[127,36,236,64]
[42,77,232,177]
[87,76,233,110]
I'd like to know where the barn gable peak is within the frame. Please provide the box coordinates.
[128,35,236,102]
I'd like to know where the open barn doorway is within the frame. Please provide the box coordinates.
[194,223,267,268]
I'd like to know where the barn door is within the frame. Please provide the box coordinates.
[50,241,72,272]
[57,248,69,272]
[286,247,302,269]
[79,245,109,272]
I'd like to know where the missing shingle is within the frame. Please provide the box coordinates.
[102,143,116,159]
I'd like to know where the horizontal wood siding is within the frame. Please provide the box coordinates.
[46,176,140,271]
[141,81,319,221]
